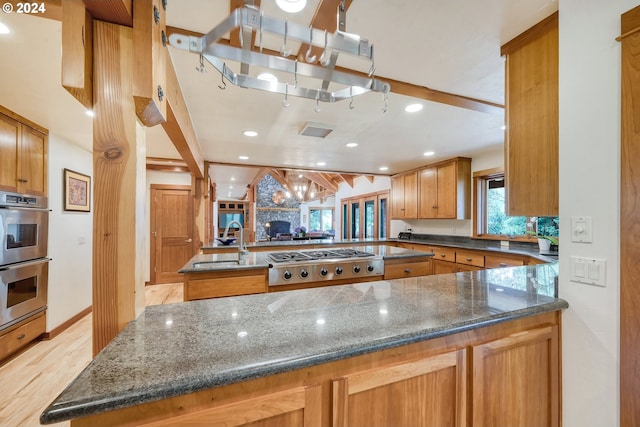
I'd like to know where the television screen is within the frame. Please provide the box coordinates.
[219,213,244,229]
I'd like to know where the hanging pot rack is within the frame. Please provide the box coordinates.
[168,5,390,105]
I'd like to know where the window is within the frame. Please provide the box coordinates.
[341,191,389,239]
[474,169,558,240]
[309,208,334,232]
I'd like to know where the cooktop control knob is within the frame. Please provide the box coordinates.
[367,264,375,272]
[283,270,292,280]
[353,265,361,274]
[335,266,343,275]
[320,267,328,276]
[300,269,309,278]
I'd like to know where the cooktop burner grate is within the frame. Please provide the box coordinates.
[268,249,375,263]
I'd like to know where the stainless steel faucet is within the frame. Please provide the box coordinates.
[222,220,249,256]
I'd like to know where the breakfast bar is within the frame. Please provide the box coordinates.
[41,263,566,426]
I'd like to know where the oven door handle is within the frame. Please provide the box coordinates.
[0,206,50,212]
[0,257,51,271]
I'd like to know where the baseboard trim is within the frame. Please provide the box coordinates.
[42,306,92,340]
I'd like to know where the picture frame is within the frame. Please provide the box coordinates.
[64,168,91,212]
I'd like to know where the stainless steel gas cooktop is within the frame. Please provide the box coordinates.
[267,249,384,286]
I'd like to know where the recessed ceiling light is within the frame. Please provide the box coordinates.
[275,0,307,13]
[85,110,95,118]
[257,72,278,83]
[405,103,423,113]
[239,155,249,160]
[316,161,326,166]
[379,166,389,171]
[243,130,258,137]
[230,177,236,181]
[0,22,11,35]
[423,151,435,156]
[346,142,358,148]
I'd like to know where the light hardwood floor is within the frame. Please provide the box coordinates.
[0,283,183,427]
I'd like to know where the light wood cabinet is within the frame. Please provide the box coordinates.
[419,158,471,219]
[390,172,418,219]
[502,13,558,216]
[384,258,432,279]
[0,312,45,361]
[455,250,485,268]
[332,350,466,427]
[485,253,525,269]
[433,259,457,275]
[472,325,559,427]
[183,269,268,301]
[0,108,48,196]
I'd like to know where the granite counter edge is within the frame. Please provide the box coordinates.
[40,298,568,424]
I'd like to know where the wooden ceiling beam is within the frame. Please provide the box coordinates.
[296,0,353,62]
[83,0,133,26]
[303,172,338,193]
[162,53,205,178]
[165,26,503,114]
[248,167,271,187]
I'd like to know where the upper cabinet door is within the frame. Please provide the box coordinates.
[0,113,20,193]
[502,13,559,217]
[435,162,456,218]
[18,126,47,196]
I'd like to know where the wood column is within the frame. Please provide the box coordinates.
[92,21,145,356]
[620,5,640,426]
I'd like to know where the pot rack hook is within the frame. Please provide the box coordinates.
[349,87,355,110]
[305,26,317,63]
[314,92,321,113]
[368,45,376,77]
[258,11,264,53]
[218,64,227,90]
[319,30,331,67]
[381,92,388,113]
[196,54,206,73]
[283,84,290,107]
[293,60,298,88]
[280,20,291,57]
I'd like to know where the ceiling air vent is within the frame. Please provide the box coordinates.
[299,122,334,138]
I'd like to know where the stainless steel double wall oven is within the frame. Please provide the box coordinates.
[0,190,49,331]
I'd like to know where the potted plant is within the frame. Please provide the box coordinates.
[526,231,559,252]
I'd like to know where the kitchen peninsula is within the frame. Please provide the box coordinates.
[41,263,566,426]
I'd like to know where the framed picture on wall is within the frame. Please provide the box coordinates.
[64,168,91,212]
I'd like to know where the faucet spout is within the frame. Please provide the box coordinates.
[223,220,248,256]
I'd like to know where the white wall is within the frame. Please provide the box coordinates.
[47,134,93,331]
[144,170,192,282]
[559,1,629,425]
[391,147,504,237]
[335,175,391,238]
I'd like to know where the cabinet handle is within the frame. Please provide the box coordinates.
[185,238,193,243]
[440,254,446,257]
[18,178,28,183]
[499,263,508,267]
[404,268,412,273]
[466,257,473,262]
[17,333,26,340]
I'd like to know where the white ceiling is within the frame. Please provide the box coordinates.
[0,0,558,199]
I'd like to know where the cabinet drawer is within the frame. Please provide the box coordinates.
[185,274,266,300]
[485,254,525,269]
[429,247,456,263]
[384,261,432,279]
[0,313,45,360]
[455,250,485,268]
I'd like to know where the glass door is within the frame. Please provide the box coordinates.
[350,201,360,239]
[364,197,377,238]
[378,195,388,238]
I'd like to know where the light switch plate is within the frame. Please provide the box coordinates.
[570,256,606,286]
[571,216,593,243]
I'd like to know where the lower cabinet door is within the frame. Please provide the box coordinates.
[432,260,457,275]
[472,325,560,427]
[332,349,467,427]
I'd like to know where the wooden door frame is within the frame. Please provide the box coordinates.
[150,184,193,285]
[620,6,640,425]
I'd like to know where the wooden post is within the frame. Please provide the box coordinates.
[92,21,145,355]
[61,0,93,109]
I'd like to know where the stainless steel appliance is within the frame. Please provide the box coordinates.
[0,257,49,330]
[0,191,49,266]
[268,248,384,286]
[0,190,49,331]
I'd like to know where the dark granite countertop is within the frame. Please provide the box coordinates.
[179,245,432,273]
[41,263,566,424]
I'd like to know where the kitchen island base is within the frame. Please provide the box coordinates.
[68,311,560,427]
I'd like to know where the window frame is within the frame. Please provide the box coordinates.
[472,167,537,242]
[308,207,335,232]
